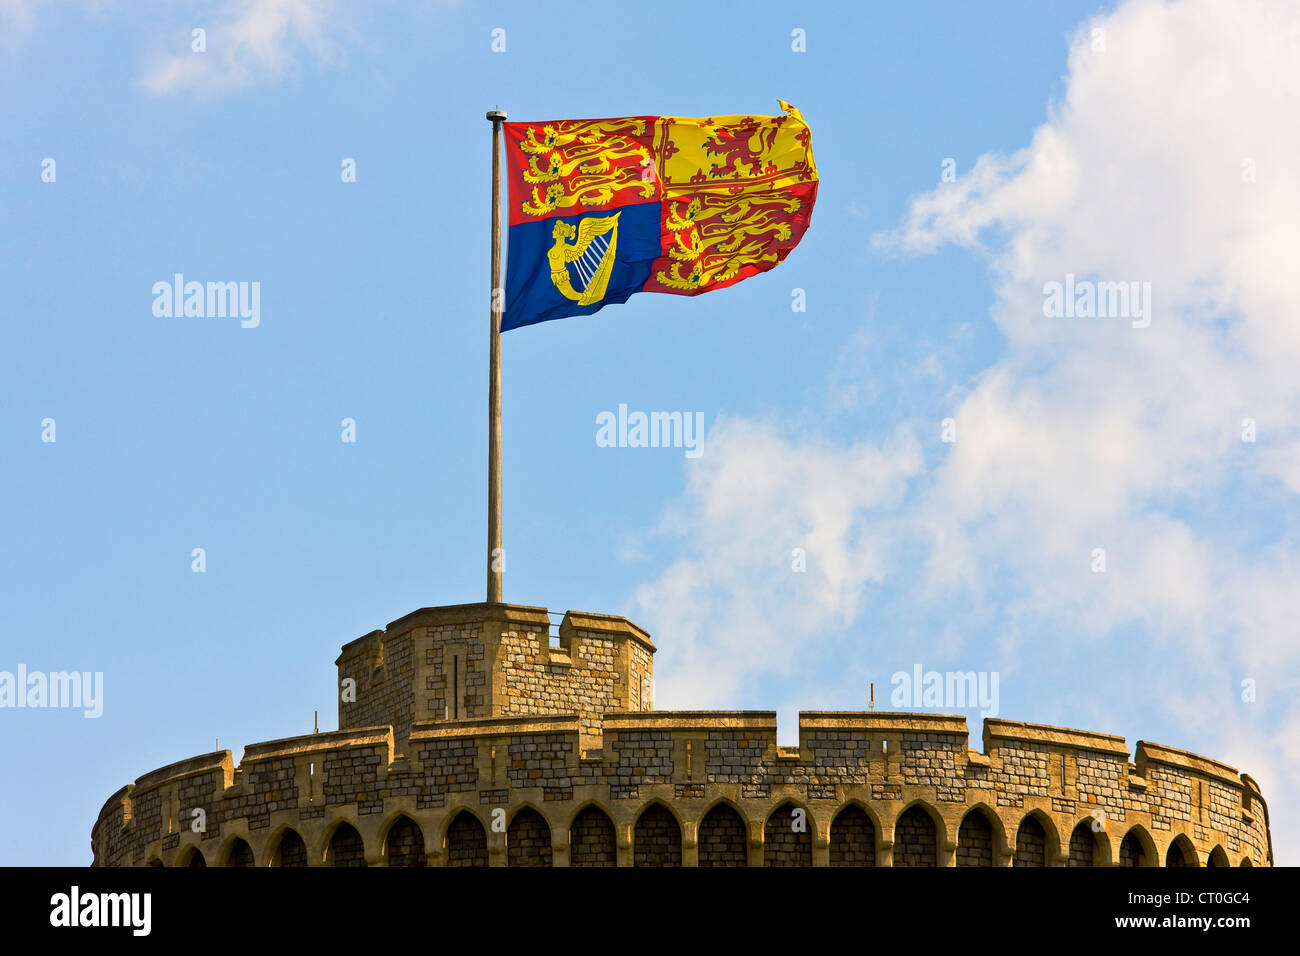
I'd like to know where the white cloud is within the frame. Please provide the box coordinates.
[1,0,364,94]
[0,0,40,42]
[139,0,348,95]
[632,417,922,708]
[633,0,1300,861]
[875,0,1300,665]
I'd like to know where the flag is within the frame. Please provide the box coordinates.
[501,101,818,332]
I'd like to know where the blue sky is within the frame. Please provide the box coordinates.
[2,0,1297,866]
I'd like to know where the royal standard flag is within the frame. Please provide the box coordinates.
[501,101,818,332]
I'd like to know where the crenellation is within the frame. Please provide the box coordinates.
[93,603,1274,868]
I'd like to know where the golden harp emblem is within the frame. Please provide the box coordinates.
[547,212,620,304]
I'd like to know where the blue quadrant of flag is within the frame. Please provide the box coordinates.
[503,203,661,332]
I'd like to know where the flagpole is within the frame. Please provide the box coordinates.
[486,108,506,604]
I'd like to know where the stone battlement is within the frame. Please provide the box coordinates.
[91,604,1273,867]
[334,603,655,754]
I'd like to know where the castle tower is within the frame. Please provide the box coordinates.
[91,601,1273,868]
[334,603,656,754]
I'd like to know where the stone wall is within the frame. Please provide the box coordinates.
[698,804,747,866]
[336,630,414,752]
[956,811,993,866]
[91,711,1273,868]
[498,624,623,746]
[336,604,655,754]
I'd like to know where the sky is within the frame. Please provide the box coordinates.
[1,0,1297,866]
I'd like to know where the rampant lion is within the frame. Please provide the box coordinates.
[701,117,784,180]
